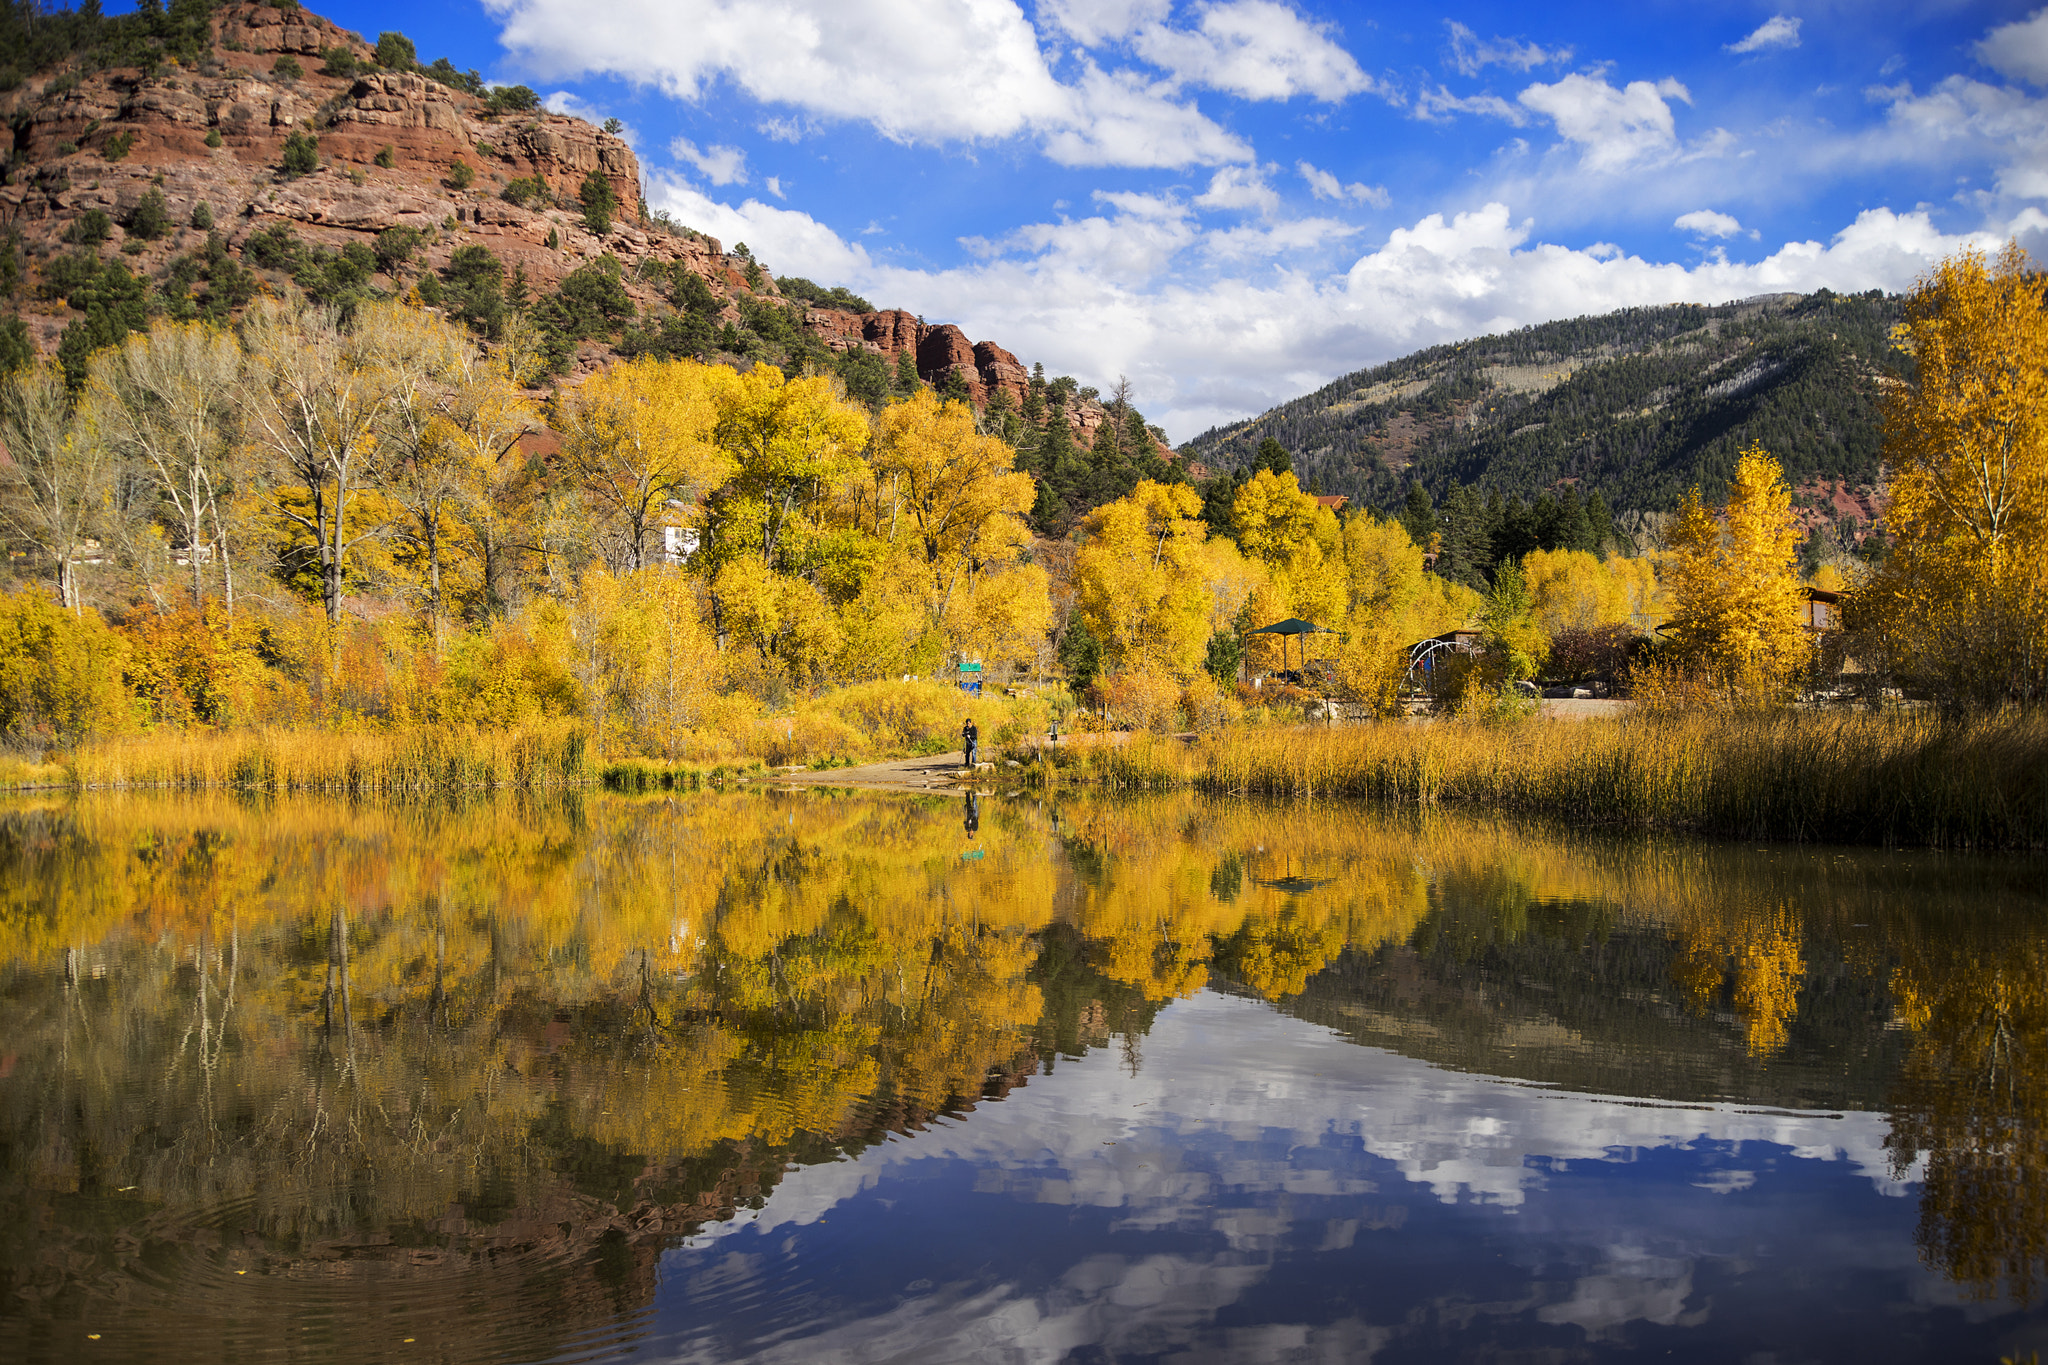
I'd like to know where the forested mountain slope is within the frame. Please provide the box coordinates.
[1181,290,1903,524]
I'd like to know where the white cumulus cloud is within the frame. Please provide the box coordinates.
[1518,73,1691,170]
[1130,0,1374,102]
[1727,16,1802,54]
[1976,8,2048,88]
[648,170,2031,442]
[489,0,1252,168]
[1194,164,1281,214]
[1298,161,1389,206]
[1445,20,1571,77]
[1040,0,1171,47]
[1675,209,1751,239]
[1415,85,1528,124]
[670,137,748,185]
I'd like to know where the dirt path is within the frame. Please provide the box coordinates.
[745,752,983,791]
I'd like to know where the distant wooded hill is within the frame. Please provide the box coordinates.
[1179,289,1904,517]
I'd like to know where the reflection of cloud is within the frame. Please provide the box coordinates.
[1538,1245,1709,1341]
[667,993,1936,1362]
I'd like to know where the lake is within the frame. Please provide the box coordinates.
[1,789,2043,1363]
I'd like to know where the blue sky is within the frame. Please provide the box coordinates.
[301,1,2046,438]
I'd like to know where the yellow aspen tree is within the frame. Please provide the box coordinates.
[82,322,242,612]
[1869,242,2048,706]
[866,388,1038,661]
[1231,468,1345,627]
[241,297,403,624]
[1522,547,1661,636]
[1072,480,1211,677]
[1664,445,1809,699]
[363,304,473,648]
[557,357,732,573]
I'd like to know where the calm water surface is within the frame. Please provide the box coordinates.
[1,790,2043,1363]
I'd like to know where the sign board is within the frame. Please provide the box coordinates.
[959,662,983,672]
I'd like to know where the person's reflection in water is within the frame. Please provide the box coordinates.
[963,791,980,836]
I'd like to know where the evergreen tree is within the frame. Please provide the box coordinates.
[1198,469,1243,539]
[1254,436,1291,476]
[1058,614,1101,692]
[1492,493,1537,565]
[1435,483,1492,590]
[1556,484,1597,552]
[1398,478,1435,548]
[893,347,921,396]
[1586,489,1617,554]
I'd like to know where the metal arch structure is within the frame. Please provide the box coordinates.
[1405,636,1463,690]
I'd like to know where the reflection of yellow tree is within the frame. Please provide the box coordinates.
[1885,936,2048,1302]
[1665,907,1805,1056]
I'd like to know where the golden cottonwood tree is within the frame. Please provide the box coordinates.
[556,356,730,574]
[0,365,110,612]
[1663,445,1809,698]
[866,389,1041,661]
[1073,480,1213,678]
[364,305,473,647]
[1232,468,1344,628]
[83,322,243,612]
[1866,242,2048,706]
[241,298,405,624]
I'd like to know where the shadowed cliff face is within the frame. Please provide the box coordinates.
[1,791,2042,1361]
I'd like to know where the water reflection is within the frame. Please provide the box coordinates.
[0,791,2043,1363]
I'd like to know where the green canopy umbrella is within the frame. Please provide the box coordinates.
[1249,618,1334,674]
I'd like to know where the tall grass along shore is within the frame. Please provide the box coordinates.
[1025,708,2048,850]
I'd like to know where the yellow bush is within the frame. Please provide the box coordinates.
[1180,673,1241,732]
[1100,667,1183,732]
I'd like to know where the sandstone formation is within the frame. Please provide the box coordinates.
[0,1,1156,451]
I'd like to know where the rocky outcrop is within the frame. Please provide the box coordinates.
[793,309,1031,408]
[0,0,1136,432]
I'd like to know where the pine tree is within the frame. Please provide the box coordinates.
[1254,436,1291,476]
[893,347,921,397]
[1435,483,1492,590]
[1399,478,1434,548]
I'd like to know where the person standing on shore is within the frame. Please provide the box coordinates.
[962,717,979,769]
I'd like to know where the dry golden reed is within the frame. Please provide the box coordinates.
[65,723,590,792]
[1035,708,2048,849]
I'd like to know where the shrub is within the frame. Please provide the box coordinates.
[776,275,874,314]
[124,188,171,241]
[446,159,474,190]
[318,47,357,79]
[1099,667,1184,733]
[374,32,416,70]
[578,169,615,234]
[0,590,132,746]
[372,225,422,272]
[424,58,484,96]
[189,201,213,229]
[100,129,136,161]
[501,175,547,207]
[271,55,302,81]
[243,222,303,269]
[203,128,223,148]
[281,130,318,176]
[485,84,540,114]
[373,144,395,169]
[64,209,112,246]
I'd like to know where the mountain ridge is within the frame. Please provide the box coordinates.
[1179,289,1903,543]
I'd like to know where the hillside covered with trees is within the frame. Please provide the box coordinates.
[1180,290,1903,543]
